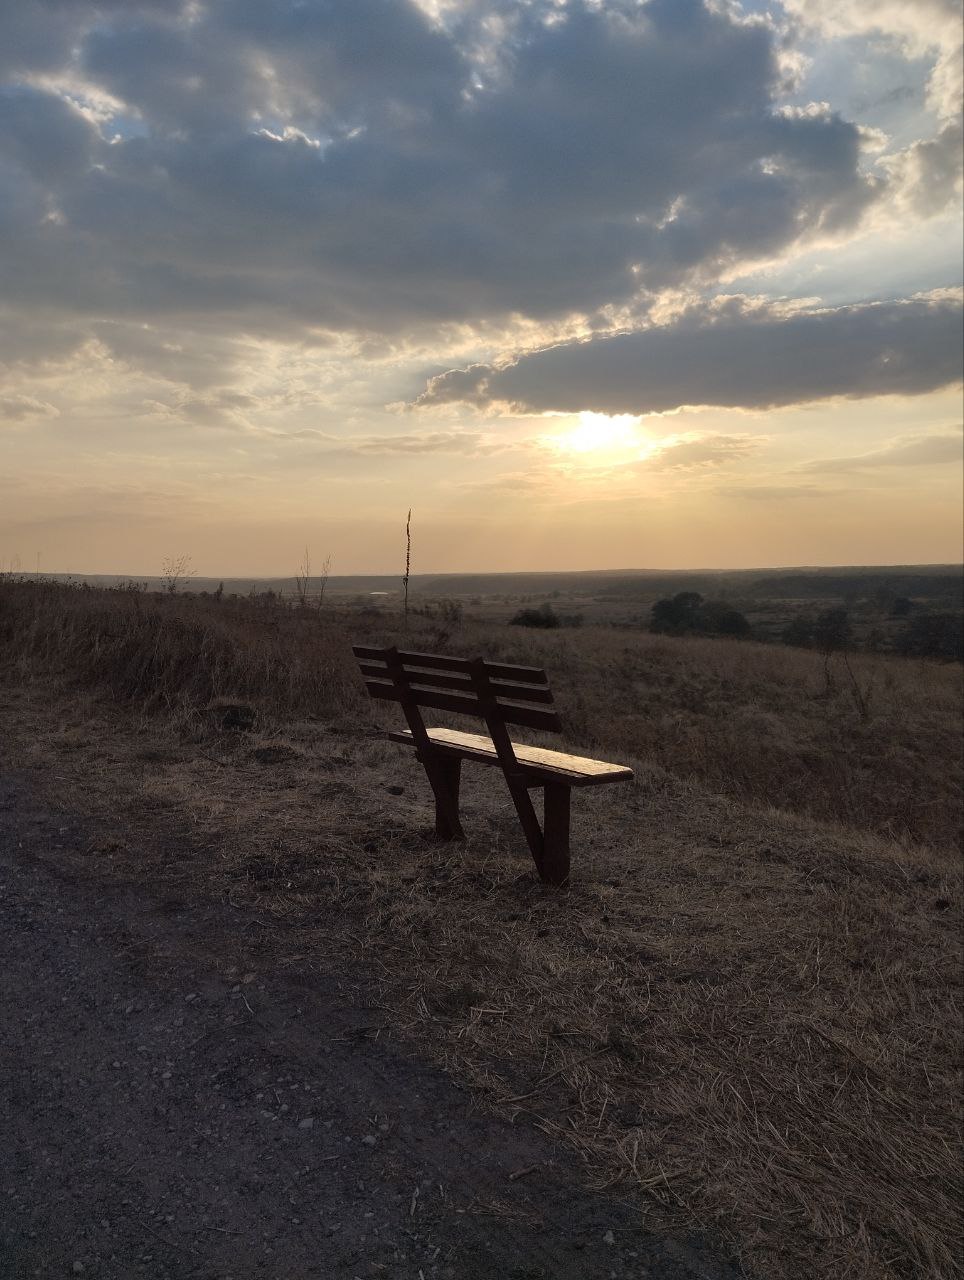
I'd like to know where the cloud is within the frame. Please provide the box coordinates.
[801,428,964,473]
[884,122,964,218]
[644,433,760,470]
[354,430,500,455]
[716,483,826,501]
[0,0,890,358]
[416,292,964,414]
[0,393,59,422]
[784,0,962,118]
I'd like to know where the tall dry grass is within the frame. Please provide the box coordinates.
[0,577,358,719]
[423,623,963,856]
[1,578,961,852]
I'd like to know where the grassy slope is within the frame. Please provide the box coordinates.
[1,579,961,1279]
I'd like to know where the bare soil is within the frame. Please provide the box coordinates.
[0,769,738,1280]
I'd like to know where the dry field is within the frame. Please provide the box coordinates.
[1,579,961,1280]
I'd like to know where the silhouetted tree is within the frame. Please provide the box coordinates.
[698,599,752,637]
[813,607,852,654]
[650,592,704,634]
[651,592,750,638]
[510,603,560,629]
[782,615,815,648]
[897,613,963,661]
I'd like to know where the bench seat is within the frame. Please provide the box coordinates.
[388,727,633,788]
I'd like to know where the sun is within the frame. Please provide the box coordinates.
[548,412,659,464]
[562,412,637,453]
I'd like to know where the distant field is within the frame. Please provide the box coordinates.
[1,576,961,1280]
[25,562,962,656]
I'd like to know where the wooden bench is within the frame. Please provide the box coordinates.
[353,645,633,886]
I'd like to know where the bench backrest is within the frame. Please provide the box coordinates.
[354,646,560,731]
[353,645,561,772]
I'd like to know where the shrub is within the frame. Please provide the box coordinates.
[650,592,751,638]
[812,607,852,653]
[782,615,815,648]
[897,612,964,661]
[510,603,560,629]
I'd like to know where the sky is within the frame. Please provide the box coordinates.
[1,0,962,576]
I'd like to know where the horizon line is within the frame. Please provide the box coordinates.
[11,561,964,582]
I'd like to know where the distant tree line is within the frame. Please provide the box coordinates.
[644,592,962,661]
[782,606,962,661]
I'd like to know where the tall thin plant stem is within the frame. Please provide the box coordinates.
[403,509,412,628]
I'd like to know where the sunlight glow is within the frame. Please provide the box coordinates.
[559,412,640,453]
[549,412,660,464]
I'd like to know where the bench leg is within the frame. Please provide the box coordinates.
[431,756,465,841]
[541,783,571,887]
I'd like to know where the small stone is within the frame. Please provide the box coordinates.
[298,1117,314,1130]
[72,1263,85,1274]
[361,1135,377,1147]
[603,1230,616,1246]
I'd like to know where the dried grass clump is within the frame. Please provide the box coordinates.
[0,578,359,720]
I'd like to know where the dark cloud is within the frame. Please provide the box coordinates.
[416,293,964,413]
[0,0,890,358]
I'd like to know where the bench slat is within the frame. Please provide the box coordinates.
[388,727,633,788]
[352,645,549,686]
[398,649,550,685]
[360,662,555,704]
[406,672,556,705]
[366,680,561,732]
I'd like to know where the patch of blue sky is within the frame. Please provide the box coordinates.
[788,33,936,152]
[727,212,963,307]
[105,113,150,142]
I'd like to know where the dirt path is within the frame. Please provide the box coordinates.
[0,771,739,1280]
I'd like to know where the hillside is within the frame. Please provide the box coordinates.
[0,578,960,1280]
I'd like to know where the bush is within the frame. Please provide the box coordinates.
[650,592,751,638]
[812,607,852,654]
[897,612,964,661]
[782,615,815,648]
[509,603,561,629]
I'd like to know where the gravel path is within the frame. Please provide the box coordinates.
[0,771,740,1280]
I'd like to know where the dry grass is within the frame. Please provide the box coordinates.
[0,577,358,719]
[2,578,959,852]
[412,623,963,857]
[1,579,962,1279]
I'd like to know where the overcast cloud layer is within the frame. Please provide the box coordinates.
[0,0,961,573]
[0,0,942,349]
